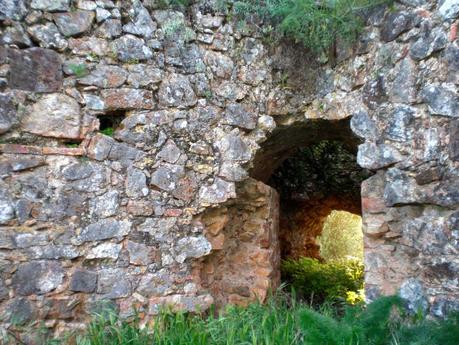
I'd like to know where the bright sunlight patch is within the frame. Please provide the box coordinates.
[317,210,363,262]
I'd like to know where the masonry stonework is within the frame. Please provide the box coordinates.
[0,0,458,337]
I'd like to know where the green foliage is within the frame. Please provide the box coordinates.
[48,294,459,345]
[318,210,363,262]
[67,63,88,78]
[75,296,302,345]
[157,0,191,10]
[100,127,114,137]
[233,0,391,53]
[269,140,371,200]
[299,295,404,345]
[282,257,364,305]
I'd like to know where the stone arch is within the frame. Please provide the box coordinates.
[196,117,368,307]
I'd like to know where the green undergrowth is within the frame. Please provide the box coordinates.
[282,257,365,306]
[43,294,459,345]
[100,127,115,137]
[233,0,392,53]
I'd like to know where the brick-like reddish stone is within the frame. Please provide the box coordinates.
[100,89,155,110]
[0,144,43,155]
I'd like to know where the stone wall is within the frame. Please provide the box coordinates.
[0,0,458,338]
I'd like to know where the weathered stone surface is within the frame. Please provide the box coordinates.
[421,84,458,117]
[27,23,68,50]
[100,88,154,110]
[0,279,9,301]
[350,110,378,139]
[449,120,459,161]
[444,44,459,84]
[362,75,387,109]
[8,48,63,92]
[90,191,119,218]
[69,269,97,293]
[151,163,185,192]
[87,134,115,160]
[69,37,109,56]
[127,241,155,266]
[127,64,163,88]
[223,103,257,130]
[399,279,428,313]
[357,143,403,170]
[380,11,414,42]
[126,168,148,198]
[77,219,131,243]
[12,261,64,296]
[0,188,15,225]
[29,245,80,260]
[204,50,234,78]
[0,93,17,134]
[149,294,214,314]
[410,26,448,61]
[158,74,197,108]
[389,58,417,103]
[79,65,127,88]
[97,268,131,298]
[123,0,156,38]
[137,270,174,297]
[0,0,27,20]
[87,242,122,259]
[2,298,34,324]
[111,35,153,62]
[0,23,32,47]
[438,0,459,20]
[385,106,415,142]
[31,0,69,11]
[175,236,212,263]
[157,140,181,163]
[199,178,236,204]
[53,10,95,36]
[215,133,252,162]
[384,168,419,206]
[22,94,81,139]
[96,19,122,38]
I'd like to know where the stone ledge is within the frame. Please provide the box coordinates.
[0,144,85,156]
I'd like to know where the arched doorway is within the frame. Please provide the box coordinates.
[196,118,370,307]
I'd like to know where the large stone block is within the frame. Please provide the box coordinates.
[0,93,16,134]
[100,88,155,110]
[12,261,64,296]
[53,10,95,37]
[8,48,63,92]
[21,94,81,139]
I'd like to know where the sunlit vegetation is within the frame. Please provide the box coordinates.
[318,210,363,262]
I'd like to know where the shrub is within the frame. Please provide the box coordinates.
[233,0,392,53]
[281,257,364,305]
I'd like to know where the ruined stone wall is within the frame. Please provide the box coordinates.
[0,0,458,337]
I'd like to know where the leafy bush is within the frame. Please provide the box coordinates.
[281,257,364,304]
[233,0,392,53]
[318,210,363,262]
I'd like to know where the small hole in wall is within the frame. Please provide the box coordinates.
[63,140,83,148]
[97,111,126,137]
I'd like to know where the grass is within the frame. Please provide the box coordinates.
[41,293,459,345]
[100,127,115,137]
